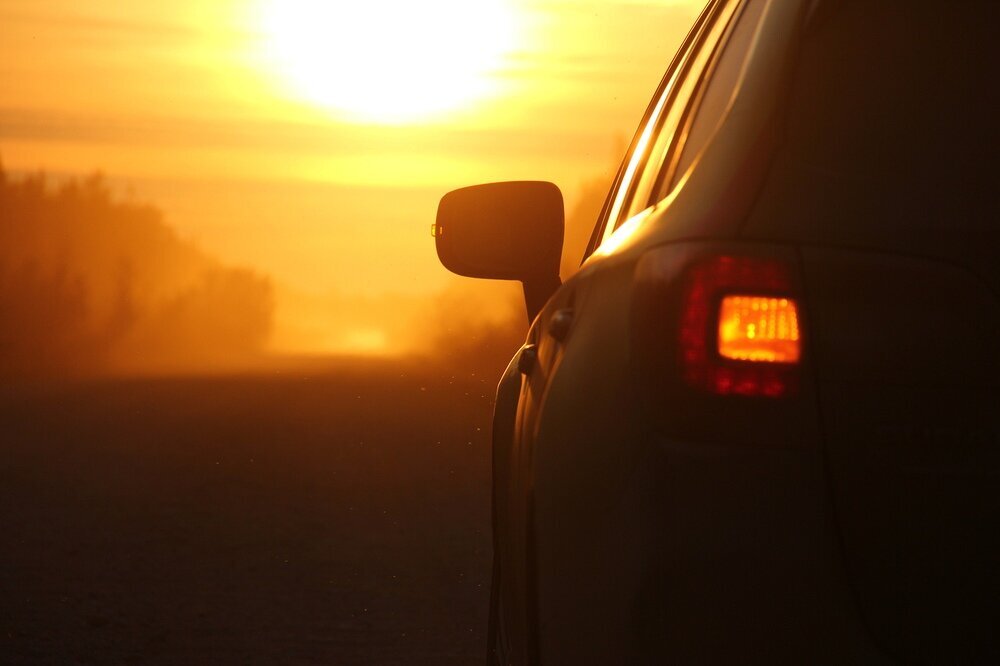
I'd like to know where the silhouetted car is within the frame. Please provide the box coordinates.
[434,0,999,663]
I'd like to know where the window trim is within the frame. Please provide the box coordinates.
[650,0,754,202]
[583,0,720,260]
[584,0,764,259]
[620,0,746,226]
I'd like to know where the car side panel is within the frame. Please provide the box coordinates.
[800,248,1000,663]
[527,250,882,663]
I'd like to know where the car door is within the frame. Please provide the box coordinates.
[489,3,724,660]
[493,0,753,661]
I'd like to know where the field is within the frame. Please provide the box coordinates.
[0,359,495,664]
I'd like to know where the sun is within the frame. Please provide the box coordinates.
[256,0,519,124]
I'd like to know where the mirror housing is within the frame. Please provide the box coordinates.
[435,181,564,321]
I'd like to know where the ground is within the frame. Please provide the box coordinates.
[0,359,495,665]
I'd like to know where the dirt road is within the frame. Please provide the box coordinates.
[0,360,494,664]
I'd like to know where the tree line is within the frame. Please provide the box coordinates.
[0,164,273,378]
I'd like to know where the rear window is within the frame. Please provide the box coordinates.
[743,1,998,277]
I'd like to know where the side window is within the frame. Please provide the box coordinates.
[594,0,769,252]
[621,0,743,226]
[658,0,768,198]
[584,0,725,258]
[598,30,702,241]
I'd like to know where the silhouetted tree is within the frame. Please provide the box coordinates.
[0,163,274,378]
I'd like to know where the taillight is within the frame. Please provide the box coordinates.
[631,243,814,446]
[677,255,803,398]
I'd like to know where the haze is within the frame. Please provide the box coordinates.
[0,0,700,357]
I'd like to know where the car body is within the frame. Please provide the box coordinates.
[435,0,999,662]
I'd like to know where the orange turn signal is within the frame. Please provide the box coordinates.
[718,295,801,363]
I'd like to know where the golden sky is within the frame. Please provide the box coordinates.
[1,0,701,351]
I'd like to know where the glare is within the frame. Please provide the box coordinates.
[256,0,519,124]
[342,328,390,354]
[717,295,801,363]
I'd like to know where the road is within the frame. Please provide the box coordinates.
[0,359,494,664]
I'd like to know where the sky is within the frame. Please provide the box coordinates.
[0,0,702,353]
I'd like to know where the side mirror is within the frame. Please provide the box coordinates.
[435,181,564,321]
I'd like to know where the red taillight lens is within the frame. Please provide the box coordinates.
[679,256,802,397]
[632,244,815,446]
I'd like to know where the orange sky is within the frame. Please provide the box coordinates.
[1,0,701,352]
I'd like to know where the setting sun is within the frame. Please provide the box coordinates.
[256,0,519,124]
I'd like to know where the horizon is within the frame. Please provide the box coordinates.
[0,0,701,356]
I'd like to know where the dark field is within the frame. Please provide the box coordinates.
[0,360,495,664]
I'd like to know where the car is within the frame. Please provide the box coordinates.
[433,0,999,663]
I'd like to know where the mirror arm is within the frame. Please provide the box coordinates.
[522,273,562,323]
